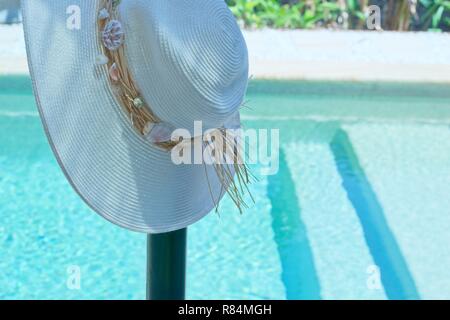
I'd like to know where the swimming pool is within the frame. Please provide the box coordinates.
[1,77,450,299]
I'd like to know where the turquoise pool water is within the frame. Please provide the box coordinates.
[1,77,450,299]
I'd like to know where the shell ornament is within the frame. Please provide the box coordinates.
[102,20,124,51]
[143,122,176,143]
[108,63,120,82]
[98,8,110,20]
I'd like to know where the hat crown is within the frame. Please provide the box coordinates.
[120,0,249,134]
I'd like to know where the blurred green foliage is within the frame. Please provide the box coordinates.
[419,0,450,30]
[225,0,450,31]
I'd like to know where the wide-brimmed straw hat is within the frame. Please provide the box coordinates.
[22,0,250,233]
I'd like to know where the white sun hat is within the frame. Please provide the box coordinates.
[22,0,250,233]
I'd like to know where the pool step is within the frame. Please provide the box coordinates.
[330,129,419,300]
[267,150,321,299]
[284,142,387,299]
[344,123,450,299]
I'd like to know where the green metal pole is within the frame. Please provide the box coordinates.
[146,228,187,300]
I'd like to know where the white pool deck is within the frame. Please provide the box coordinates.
[2,24,450,82]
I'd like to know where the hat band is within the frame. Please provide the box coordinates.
[96,0,179,150]
[95,0,253,212]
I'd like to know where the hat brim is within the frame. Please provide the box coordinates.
[22,0,231,233]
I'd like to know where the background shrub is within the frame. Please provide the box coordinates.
[225,0,450,31]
